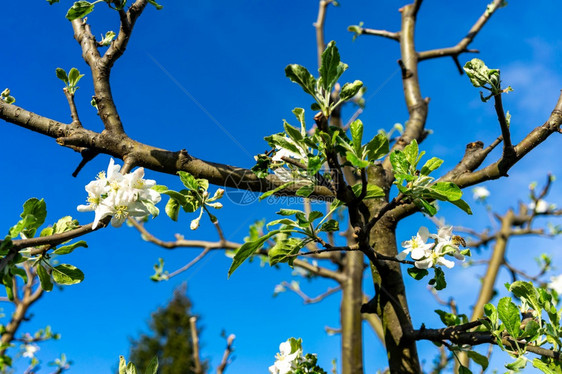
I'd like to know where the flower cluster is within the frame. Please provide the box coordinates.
[77,159,161,229]
[269,339,302,374]
[397,226,467,269]
[268,338,325,374]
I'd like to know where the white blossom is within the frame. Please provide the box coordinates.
[23,344,39,358]
[397,227,433,261]
[548,274,562,294]
[529,199,554,214]
[269,341,301,374]
[472,186,490,201]
[78,158,161,229]
[432,226,465,261]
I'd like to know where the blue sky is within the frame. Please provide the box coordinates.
[2,1,562,373]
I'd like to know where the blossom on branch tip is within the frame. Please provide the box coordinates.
[77,158,161,229]
[529,199,554,214]
[397,226,433,261]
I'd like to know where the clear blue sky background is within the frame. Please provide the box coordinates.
[2,1,562,373]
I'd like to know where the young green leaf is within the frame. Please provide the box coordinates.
[36,263,53,292]
[296,184,314,198]
[349,119,363,156]
[319,219,339,232]
[229,230,284,277]
[345,151,370,169]
[339,80,363,102]
[283,120,303,142]
[365,133,389,161]
[68,68,84,87]
[56,68,69,84]
[51,264,84,285]
[466,350,489,371]
[66,1,95,21]
[319,41,348,91]
[390,151,410,175]
[178,171,200,191]
[407,267,429,280]
[259,181,294,201]
[450,198,473,215]
[292,107,306,136]
[420,157,443,176]
[497,297,521,339]
[165,198,180,221]
[53,240,88,255]
[285,64,317,97]
[429,182,462,201]
[505,356,527,371]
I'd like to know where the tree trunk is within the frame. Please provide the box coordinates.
[340,251,365,374]
[370,219,420,373]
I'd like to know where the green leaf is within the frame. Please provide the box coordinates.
[36,263,53,292]
[51,264,84,285]
[319,41,348,91]
[147,0,163,10]
[434,309,460,326]
[505,356,527,371]
[165,198,180,221]
[56,68,68,84]
[10,198,47,238]
[483,303,498,326]
[126,362,137,374]
[296,184,314,198]
[66,1,95,21]
[307,211,324,224]
[429,182,462,201]
[466,350,489,371]
[178,171,200,191]
[407,267,428,280]
[420,157,443,176]
[229,230,283,277]
[345,151,370,169]
[141,200,159,218]
[47,0,60,4]
[53,240,87,255]
[339,80,363,102]
[509,281,541,315]
[259,181,294,201]
[265,134,301,154]
[145,356,159,374]
[532,358,558,374]
[458,365,472,374]
[351,183,385,199]
[403,139,419,167]
[269,237,307,266]
[68,67,84,87]
[349,119,363,156]
[497,297,521,339]
[390,150,410,175]
[430,267,447,290]
[292,107,306,136]
[285,64,317,97]
[365,133,389,161]
[319,219,339,232]
[307,155,323,176]
[414,198,438,216]
[251,154,271,178]
[277,209,305,216]
[450,198,473,215]
[284,120,303,142]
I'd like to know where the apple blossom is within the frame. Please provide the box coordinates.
[78,159,161,229]
[397,226,433,261]
[269,340,301,374]
[529,199,554,214]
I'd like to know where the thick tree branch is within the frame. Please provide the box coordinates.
[0,101,334,198]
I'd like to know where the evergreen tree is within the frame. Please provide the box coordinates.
[126,284,208,374]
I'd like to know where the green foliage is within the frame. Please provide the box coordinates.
[155,171,223,230]
[127,284,205,374]
[65,1,95,21]
[99,31,116,46]
[463,58,512,102]
[390,139,471,216]
[285,41,362,117]
[56,67,84,95]
[0,88,15,104]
